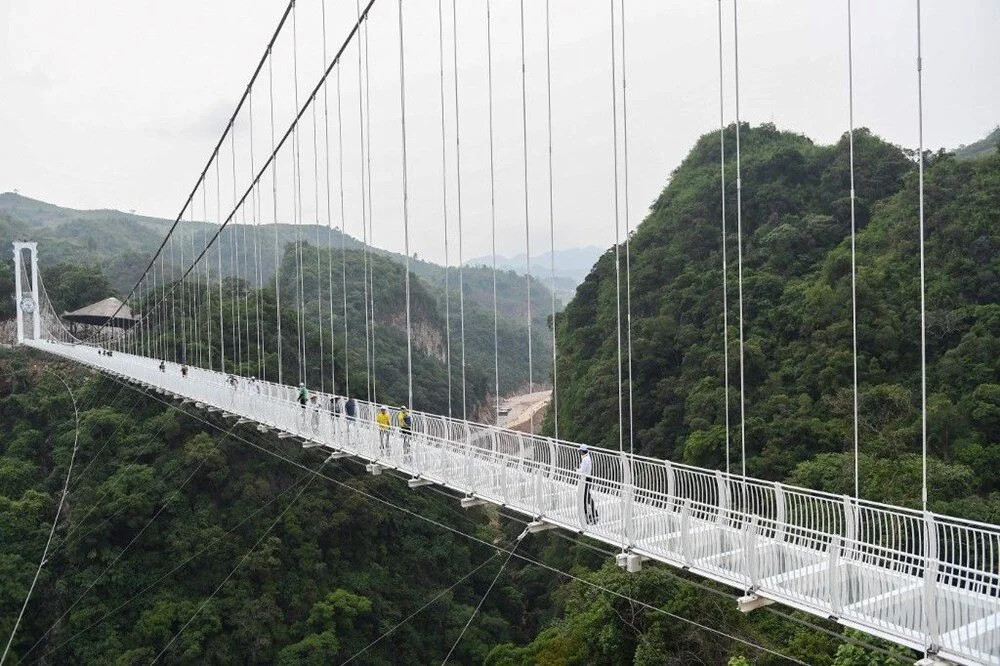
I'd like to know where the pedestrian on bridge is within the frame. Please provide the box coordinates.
[376,406,391,455]
[345,396,357,433]
[579,445,598,525]
[309,394,321,433]
[298,383,308,408]
[397,405,412,455]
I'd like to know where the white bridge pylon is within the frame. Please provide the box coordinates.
[22,338,1000,666]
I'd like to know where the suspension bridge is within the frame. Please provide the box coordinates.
[5,0,999,664]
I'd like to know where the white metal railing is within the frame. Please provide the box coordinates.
[27,340,1000,665]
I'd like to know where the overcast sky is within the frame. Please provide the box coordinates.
[1,0,997,265]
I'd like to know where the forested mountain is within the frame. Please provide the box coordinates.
[0,192,558,328]
[551,123,1000,520]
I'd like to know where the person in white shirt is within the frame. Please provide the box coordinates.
[578,445,598,525]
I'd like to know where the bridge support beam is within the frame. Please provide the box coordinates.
[737,593,775,613]
[407,477,433,488]
[914,654,953,666]
[302,441,323,449]
[460,496,487,508]
[365,463,386,476]
[527,520,557,534]
[325,451,351,460]
[616,552,647,573]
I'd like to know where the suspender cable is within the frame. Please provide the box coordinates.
[620,0,635,460]
[610,0,625,453]
[313,101,326,393]
[216,160,226,373]
[452,0,468,420]
[249,89,264,379]
[230,133,242,373]
[519,0,534,433]
[847,0,859,498]
[270,52,282,385]
[545,0,558,439]
[486,0,500,423]
[733,0,747,482]
[398,0,413,410]
[204,187,214,370]
[363,1,378,404]
[292,2,306,385]
[337,68,350,397]
[170,233,178,362]
[439,0,454,418]
[916,0,928,514]
[322,0,337,395]
[356,0,373,402]
[717,0,731,475]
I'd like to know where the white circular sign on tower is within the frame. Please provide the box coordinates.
[20,296,36,314]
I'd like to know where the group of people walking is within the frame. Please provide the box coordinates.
[295,383,411,454]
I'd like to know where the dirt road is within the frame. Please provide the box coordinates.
[498,389,552,433]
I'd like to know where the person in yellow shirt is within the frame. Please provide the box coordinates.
[376,406,391,454]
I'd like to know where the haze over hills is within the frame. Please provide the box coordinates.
[464,245,603,302]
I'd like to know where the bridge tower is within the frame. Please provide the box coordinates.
[12,241,41,344]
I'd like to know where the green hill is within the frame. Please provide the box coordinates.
[551,123,1000,519]
[954,125,1000,161]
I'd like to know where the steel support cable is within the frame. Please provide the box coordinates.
[846,0,859,498]
[127,400,808,666]
[619,0,635,466]
[341,545,507,665]
[439,0,454,419]
[1,372,79,666]
[363,6,378,405]
[170,234,177,361]
[292,1,307,386]
[451,0,468,420]
[190,210,201,367]
[916,0,928,516]
[321,0,337,396]
[441,530,527,665]
[230,132,243,373]
[518,0,534,433]
[313,101,326,393]
[486,0,500,424]
[609,0,625,454]
[204,189,214,371]
[270,53,282,384]
[732,0,747,484]
[544,0,558,439]
[88,0,296,336]
[19,459,208,663]
[717,1,731,476]
[150,457,331,664]
[355,0,374,403]
[86,370,816,666]
[217,160,227,373]
[33,471,309,663]
[398,0,414,410]
[130,1,377,372]
[337,68,351,397]
[248,87,265,379]
[915,3,931,656]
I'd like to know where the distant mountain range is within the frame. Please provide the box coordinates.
[464,245,603,302]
